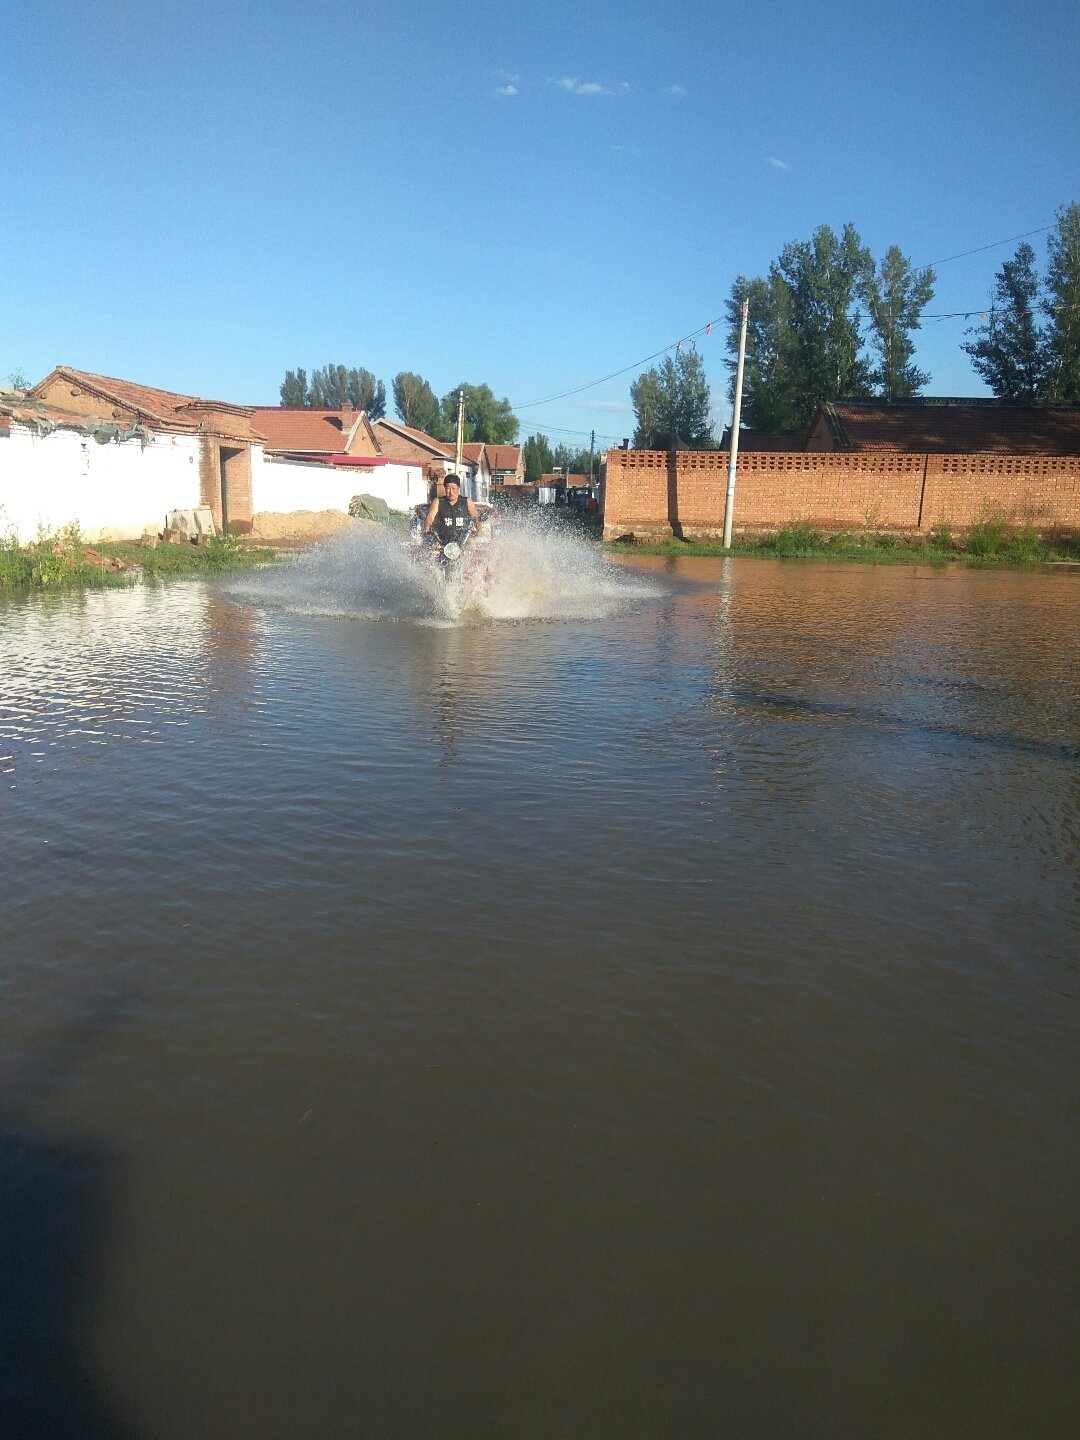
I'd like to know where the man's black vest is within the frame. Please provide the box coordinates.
[433,495,471,546]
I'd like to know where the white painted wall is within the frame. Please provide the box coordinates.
[0,424,201,543]
[253,450,423,514]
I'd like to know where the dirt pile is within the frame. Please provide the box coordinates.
[250,510,362,541]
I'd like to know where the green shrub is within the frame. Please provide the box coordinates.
[772,520,821,555]
[0,532,32,587]
[1001,524,1047,564]
[965,517,1008,557]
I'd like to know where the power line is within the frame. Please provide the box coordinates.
[514,315,725,410]
[511,221,1061,414]
[524,420,626,442]
[923,226,1052,270]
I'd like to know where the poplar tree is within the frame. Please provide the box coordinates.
[962,245,1047,400]
[725,224,882,432]
[861,246,936,399]
[779,224,874,419]
[278,365,386,416]
[1043,202,1080,402]
[724,273,800,432]
[392,372,440,433]
[280,368,307,406]
[524,433,554,483]
[630,349,713,447]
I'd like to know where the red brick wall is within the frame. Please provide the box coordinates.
[921,455,1080,530]
[199,437,254,533]
[602,449,1080,539]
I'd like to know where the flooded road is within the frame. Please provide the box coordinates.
[2,533,1078,1438]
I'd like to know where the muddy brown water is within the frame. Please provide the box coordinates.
[2,536,1078,1439]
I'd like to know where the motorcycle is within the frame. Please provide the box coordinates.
[409,505,497,616]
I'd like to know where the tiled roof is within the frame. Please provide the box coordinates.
[822,400,1080,455]
[372,419,455,463]
[485,444,523,471]
[0,395,121,430]
[34,366,250,423]
[460,442,486,464]
[249,407,358,453]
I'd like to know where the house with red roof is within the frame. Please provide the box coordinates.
[371,419,489,502]
[485,444,525,491]
[250,405,381,462]
[1,365,258,541]
[247,405,431,515]
[1,366,436,542]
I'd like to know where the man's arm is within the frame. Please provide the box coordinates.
[422,498,440,534]
[467,499,481,521]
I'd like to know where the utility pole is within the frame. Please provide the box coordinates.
[588,429,595,492]
[722,297,748,550]
[454,388,465,481]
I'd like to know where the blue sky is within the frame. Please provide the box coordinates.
[3,0,1077,447]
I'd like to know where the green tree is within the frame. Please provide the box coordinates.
[392,371,441,433]
[439,383,519,444]
[630,348,713,448]
[282,365,386,415]
[308,364,386,417]
[1043,202,1080,401]
[861,246,936,399]
[725,224,875,431]
[779,223,874,419]
[962,244,1047,399]
[524,432,554,483]
[280,368,307,406]
[724,273,801,432]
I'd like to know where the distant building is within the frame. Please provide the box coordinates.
[485,444,525,491]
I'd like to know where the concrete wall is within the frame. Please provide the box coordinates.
[252,452,425,515]
[0,424,202,543]
[602,449,1080,540]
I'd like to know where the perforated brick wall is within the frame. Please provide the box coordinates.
[602,449,1080,539]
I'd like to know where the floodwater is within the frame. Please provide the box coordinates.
[2,523,1078,1439]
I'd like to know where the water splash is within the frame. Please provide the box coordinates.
[227,517,660,624]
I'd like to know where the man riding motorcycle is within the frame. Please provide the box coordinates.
[422,473,482,564]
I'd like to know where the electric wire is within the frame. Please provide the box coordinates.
[512,219,1066,420]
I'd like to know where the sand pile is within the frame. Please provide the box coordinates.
[250,510,362,541]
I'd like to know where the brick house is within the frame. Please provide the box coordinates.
[485,444,525,491]
[370,419,488,502]
[28,366,260,532]
[250,406,382,463]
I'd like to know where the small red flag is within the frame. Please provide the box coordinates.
[706,323,713,336]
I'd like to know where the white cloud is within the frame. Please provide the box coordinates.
[767,156,790,170]
[494,84,518,98]
[668,84,686,98]
[550,76,626,97]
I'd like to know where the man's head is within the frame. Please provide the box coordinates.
[444,474,461,496]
